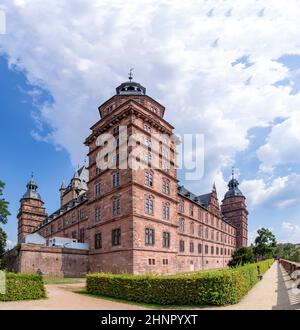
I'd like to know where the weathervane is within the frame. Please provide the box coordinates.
[129,68,134,82]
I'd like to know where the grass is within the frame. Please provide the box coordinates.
[43,276,86,285]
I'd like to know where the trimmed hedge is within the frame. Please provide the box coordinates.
[0,273,46,301]
[86,259,274,306]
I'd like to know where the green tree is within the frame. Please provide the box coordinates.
[0,181,10,260]
[254,228,277,260]
[228,246,255,267]
[0,228,7,259]
[0,181,10,225]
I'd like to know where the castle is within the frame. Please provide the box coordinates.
[16,78,248,275]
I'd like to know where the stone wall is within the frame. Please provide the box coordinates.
[5,244,89,277]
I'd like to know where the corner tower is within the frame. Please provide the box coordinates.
[221,169,248,248]
[85,73,177,274]
[17,175,47,242]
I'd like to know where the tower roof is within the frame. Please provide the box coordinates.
[224,167,244,199]
[116,69,146,96]
[22,174,42,200]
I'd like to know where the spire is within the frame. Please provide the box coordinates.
[224,167,244,199]
[22,174,42,200]
[116,70,146,96]
[212,182,216,192]
[129,68,134,82]
[60,181,66,190]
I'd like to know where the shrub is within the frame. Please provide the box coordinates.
[86,259,274,306]
[0,273,46,301]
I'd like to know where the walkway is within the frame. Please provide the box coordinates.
[205,261,300,310]
[0,282,145,310]
[0,261,299,310]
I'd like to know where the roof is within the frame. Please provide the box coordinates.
[22,177,42,201]
[177,185,211,208]
[224,178,244,199]
[116,81,146,95]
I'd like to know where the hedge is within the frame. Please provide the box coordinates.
[0,273,46,301]
[86,259,274,306]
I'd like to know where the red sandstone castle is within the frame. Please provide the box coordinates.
[17,78,248,274]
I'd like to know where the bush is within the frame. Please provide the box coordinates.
[86,259,274,306]
[0,273,46,301]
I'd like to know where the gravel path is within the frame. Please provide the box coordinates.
[0,282,145,310]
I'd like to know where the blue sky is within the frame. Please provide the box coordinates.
[1,1,300,246]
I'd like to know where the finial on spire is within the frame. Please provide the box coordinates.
[212,182,216,191]
[31,171,34,179]
[129,68,134,82]
[231,166,235,179]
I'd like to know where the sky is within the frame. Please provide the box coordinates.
[1,0,300,247]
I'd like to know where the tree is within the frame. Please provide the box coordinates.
[254,228,277,260]
[0,181,10,260]
[228,246,255,267]
[0,181,10,225]
[276,243,300,262]
[0,228,7,259]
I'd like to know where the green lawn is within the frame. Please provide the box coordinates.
[43,276,86,285]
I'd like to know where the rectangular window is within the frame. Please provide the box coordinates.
[162,180,170,194]
[95,207,101,222]
[112,228,121,246]
[216,247,219,255]
[95,183,101,197]
[179,240,185,252]
[145,197,154,215]
[144,171,153,186]
[112,199,121,216]
[112,172,120,188]
[198,224,202,238]
[189,207,194,217]
[162,231,170,248]
[71,231,77,239]
[79,228,85,243]
[211,246,214,255]
[95,233,102,249]
[198,243,202,254]
[162,259,169,265]
[190,222,194,235]
[145,228,155,245]
[205,245,209,254]
[148,258,155,265]
[190,241,194,253]
[179,218,185,232]
[79,209,85,220]
[162,204,170,220]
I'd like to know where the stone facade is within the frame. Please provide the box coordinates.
[5,244,88,277]
[16,79,248,275]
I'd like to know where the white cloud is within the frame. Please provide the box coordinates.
[1,0,300,200]
[257,112,300,172]
[281,221,300,244]
[240,173,300,208]
[5,239,15,250]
